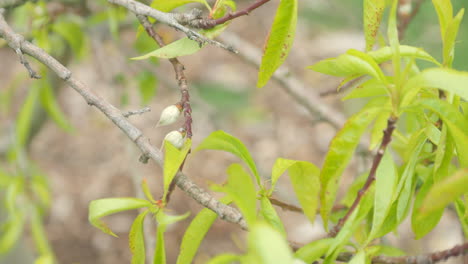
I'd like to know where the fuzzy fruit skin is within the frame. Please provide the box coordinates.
[157,104,182,127]
[164,130,184,149]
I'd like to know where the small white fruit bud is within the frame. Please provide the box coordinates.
[164,130,185,149]
[157,104,182,127]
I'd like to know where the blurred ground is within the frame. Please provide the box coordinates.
[0,0,467,264]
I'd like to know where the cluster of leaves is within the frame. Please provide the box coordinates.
[88,0,468,263]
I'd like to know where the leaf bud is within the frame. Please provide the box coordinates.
[157,104,182,127]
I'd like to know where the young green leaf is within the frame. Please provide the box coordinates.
[196,130,260,186]
[257,0,297,87]
[368,45,441,66]
[442,9,464,66]
[269,158,320,224]
[289,161,321,224]
[163,139,192,201]
[432,0,453,42]
[154,211,191,264]
[206,254,242,264]
[151,0,210,13]
[177,196,232,264]
[369,110,391,150]
[294,238,334,263]
[52,19,87,59]
[309,50,384,81]
[88,198,152,237]
[31,207,53,257]
[342,79,387,101]
[0,211,25,254]
[419,168,468,217]
[16,85,39,147]
[270,158,297,193]
[248,222,295,264]
[320,105,381,229]
[418,99,468,167]
[138,71,158,105]
[412,177,444,239]
[349,250,366,264]
[325,187,375,263]
[395,129,426,222]
[387,0,401,87]
[259,196,286,236]
[363,0,386,51]
[212,164,257,226]
[132,37,202,60]
[129,210,149,264]
[368,152,397,241]
[38,79,74,133]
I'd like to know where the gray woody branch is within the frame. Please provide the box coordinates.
[0,13,247,230]
[107,0,237,53]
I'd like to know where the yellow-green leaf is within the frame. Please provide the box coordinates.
[163,139,191,201]
[363,0,386,51]
[129,210,149,264]
[257,0,297,87]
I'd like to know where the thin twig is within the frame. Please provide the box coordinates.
[187,0,272,29]
[398,0,426,40]
[136,14,193,204]
[335,242,468,264]
[269,197,347,214]
[0,13,247,230]
[123,106,151,118]
[330,116,398,237]
[107,0,237,53]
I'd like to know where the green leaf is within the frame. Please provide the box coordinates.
[132,37,202,60]
[206,254,242,264]
[269,158,320,224]
[349,250,366,264]
[248,222,295,264]
[363,0,386,51]
[196,130,260,186]
[370,109,391,150]
[402,68,468,105]
[418,99,468,167]
[154,211,190,264]
[368,152,397,241]
[259,196,286,236]
[309,50,385,81]
[177,196,231,264]
[395,129,426,222]
[289,161,321,224]
[342,79,387,101]
[52,19,86,59]
[325,187,374,263]
[129,210,149,264]
[88,198,152,237]
[213,164,257,226]
[443,9,464,66]
[257,0,297,87]
[368,45,441,66]
[270,158,297,193]
[432,0,453,43]
[455,198,468,237]
[142,178,156,203]
[38,78,74,133]
[151,0,210,13]
[419,168,468,217]
[0,211,25,254]
[294,238,333,263]
[320,106,381,229]
[388,0,401,87]
[138,71,158,105]
[163,139,192,201]
[31,207,53,256]
[412,177,443,239]
[16,85,39,147]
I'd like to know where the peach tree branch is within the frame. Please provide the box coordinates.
[0,12,247,230]
[107,0,237,53]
